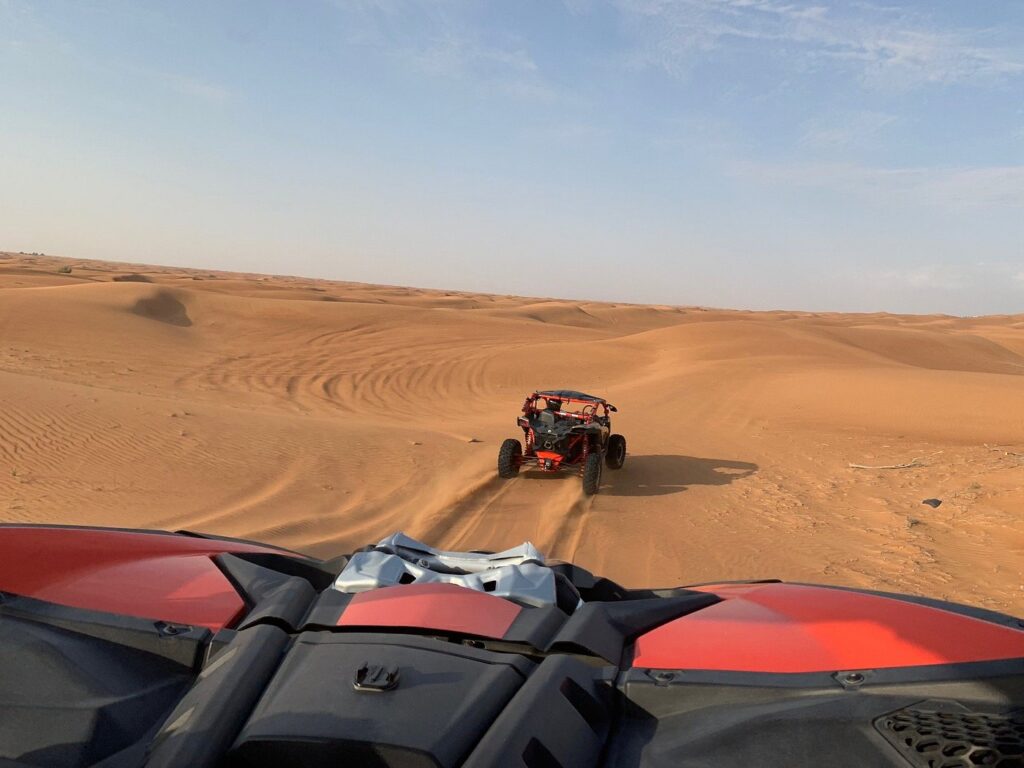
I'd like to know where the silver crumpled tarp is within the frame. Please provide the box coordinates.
[331,532,564,609]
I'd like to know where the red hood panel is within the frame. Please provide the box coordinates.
[633,583,1024,673]
[0,526,283,631]
[337,582,522,639]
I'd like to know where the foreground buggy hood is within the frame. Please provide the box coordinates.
[0,525,1022,768]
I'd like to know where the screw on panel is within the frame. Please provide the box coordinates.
[647,670,677,686]
[834,670,872,689]
[155,621,192,636]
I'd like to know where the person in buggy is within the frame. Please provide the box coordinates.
[539,397,586,426]
[539,397,563,425]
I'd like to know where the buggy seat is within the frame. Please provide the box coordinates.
[536,410,558,427]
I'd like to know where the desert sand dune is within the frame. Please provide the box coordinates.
[1,252,1022,613]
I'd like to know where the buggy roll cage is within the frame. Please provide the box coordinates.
[520,390,617,424]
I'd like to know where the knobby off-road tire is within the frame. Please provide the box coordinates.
[498,439,522,479]
[582,451,603,495]
[605,434,626,470]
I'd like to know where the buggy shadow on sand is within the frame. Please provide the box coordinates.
[599,454,758,497]
[497,390,626,495]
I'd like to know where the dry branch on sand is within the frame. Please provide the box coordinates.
[848,459,924,470]
[984,443,1024,458]
[847,450,942,470]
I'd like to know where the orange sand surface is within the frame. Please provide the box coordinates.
[2,252,1022,613]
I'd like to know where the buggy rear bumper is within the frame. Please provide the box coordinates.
[520,450,580,472]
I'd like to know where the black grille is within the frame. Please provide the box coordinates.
[876,700,1024,767]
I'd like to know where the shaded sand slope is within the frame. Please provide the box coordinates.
[1,252,1022,614]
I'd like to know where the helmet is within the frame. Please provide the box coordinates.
[546,398,562,411]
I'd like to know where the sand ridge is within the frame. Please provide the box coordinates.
[1,252,1022,613]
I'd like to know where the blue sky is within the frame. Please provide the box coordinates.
[1,1,1022,314]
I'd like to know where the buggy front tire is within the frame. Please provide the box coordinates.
[606,434,626,470]
[498,439,522,479]
[582,452,603,495]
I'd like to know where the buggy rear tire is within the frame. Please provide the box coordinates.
[498,439,522,479]
[582,452,603,496]
[606,434,626,470]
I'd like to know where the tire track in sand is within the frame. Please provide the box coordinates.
[543,487,594,564]
[417,474,519,546]
[415,469,597,563]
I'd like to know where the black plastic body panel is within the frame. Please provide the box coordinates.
[146,625,290,768]
[607,660,1024,768]
[464,655,615,768]
[228,633,535,768]
[0,603,195,767]
[214,554,317,632]
[0,592,210,670]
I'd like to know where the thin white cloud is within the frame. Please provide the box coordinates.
[499,79,558,103]
[338,1,552,101]
[854,263,1024,309]
[800,110,898,148]
[920,166,1024,208]
[165,75,231,104]
[401,34,553,102]
[879,264,964,292]
[408,33,537,77]
[0,0,73,56]
[613,0,1024,89]
[523,121,608,143]
[735,160,1024,209]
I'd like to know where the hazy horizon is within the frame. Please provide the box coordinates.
[4,248,1020,319]
[2,1,1022,315]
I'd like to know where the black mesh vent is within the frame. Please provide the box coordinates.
[876,701,1024,767]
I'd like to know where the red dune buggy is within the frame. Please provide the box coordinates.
[497,390,626,495]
